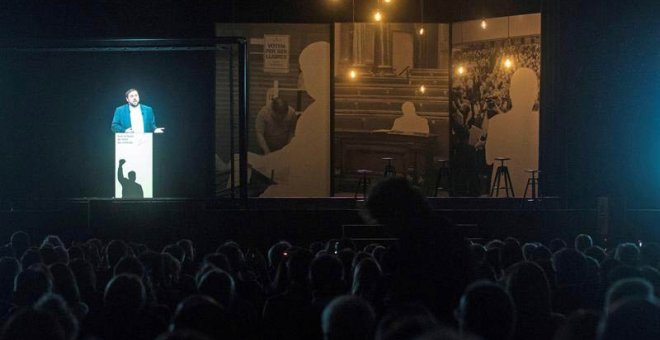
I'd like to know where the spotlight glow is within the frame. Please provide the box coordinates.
[419,85,426,94]
[504,58,512,68]
[384,0,392,3]
[480,20,487,29]
[457,66,465,75]
[418,27,425,35]
[374,10,382,21]
[349,69,357,79]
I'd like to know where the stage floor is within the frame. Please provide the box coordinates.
[9,194,659,253]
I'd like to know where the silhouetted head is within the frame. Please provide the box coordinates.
[128,171,136,182]
[310,254,344,292]
[163,244,185,263]
[34,293,79,340]
[21,247,42,269]
[640,242,660,269]
[549,238,567,253]
[287,248,313,285]
[584,246,606,263]
[155,330,213,340]
[456,280,515,340]
[49,263,81,305]
[162,253,181,287]
[322,295,375,340]
[68,258,96,293]
[196,269,235,308]
[0,257,21,297]
[201,253,231,274]
[177,239,195,263]
[553,310,600,340]
[104,274,146,313]
[40,246,58,266]
[216,243,245,275]
[41,235,65,249]
[14,264,53,306]
[10,231,31,258]
[271,97,290,120]
[352,258,382,298]
[598,299,660,340]
[1,308,65,340]
[615,243,640,267]
[171,295,230,339]
[552,248,587,287]
[106,240,128,269]
[506,261,551,317]
[268,240,292,269]
[500,240,524,270]
[113,256,145,278]
[574,234,593,253]
[605,278,654,312]
[376,304,438,340]
[521,243,537,261]
[364,177,431,236]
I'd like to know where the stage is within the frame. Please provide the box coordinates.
[0,196,629,252]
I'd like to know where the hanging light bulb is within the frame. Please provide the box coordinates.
[374,10,383,22]
[419,85,426,94]
[349,69,357,79]
[384,0,392,3]
[418,26,425,35]
[457,66,465,75]
[504,58,512,69]
[480,20,487,29]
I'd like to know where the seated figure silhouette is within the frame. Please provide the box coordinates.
[118,159,144,198]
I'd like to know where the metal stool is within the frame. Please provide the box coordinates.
[434,159,450,196]
[382,157,396,177]
[490,157,515,197]
[354,169,373,199]
[523,169,540,200]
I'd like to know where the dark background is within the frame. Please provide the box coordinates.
[2,0,660,207]
[0,50,215,198]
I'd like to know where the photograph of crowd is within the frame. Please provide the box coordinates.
[450,35,541,196]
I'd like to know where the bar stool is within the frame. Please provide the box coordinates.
[434,159,450,196]
[523,169,540,200]
[354,169,373,199]
[382,157,396,177]
[490,157,515,197]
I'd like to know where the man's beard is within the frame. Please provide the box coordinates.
[129,102,139,107]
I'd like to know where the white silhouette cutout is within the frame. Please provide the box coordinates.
[391,102,430,135]
[247,42,331,197]
[485,68,539,197]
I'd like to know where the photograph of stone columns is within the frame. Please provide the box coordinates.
[333,23,451,196]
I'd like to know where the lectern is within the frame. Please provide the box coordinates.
[115,133,153,198]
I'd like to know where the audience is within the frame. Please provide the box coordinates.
[1,179,660,340]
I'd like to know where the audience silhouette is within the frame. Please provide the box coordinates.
[0,195,659,340]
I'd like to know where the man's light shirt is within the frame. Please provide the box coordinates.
[129,105,145,133]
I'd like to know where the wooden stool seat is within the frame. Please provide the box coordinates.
[354,169,374,199]
[434,159,450,197]
[490,157,515,197]
[382,157,396,177]
[523,169,540,200]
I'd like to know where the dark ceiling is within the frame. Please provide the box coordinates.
[0,0,541,38]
